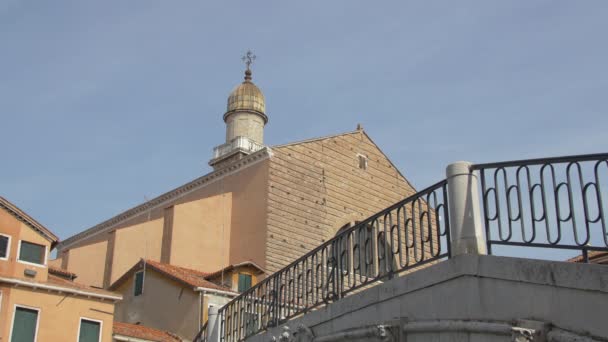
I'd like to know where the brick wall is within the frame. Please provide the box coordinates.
[265,131,417,273]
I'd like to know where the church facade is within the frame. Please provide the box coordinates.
[55,65,418,291]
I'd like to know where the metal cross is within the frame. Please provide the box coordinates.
[242,50,256,70]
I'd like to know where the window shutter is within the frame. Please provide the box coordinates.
[19,242,44,264]
[134,272,144,296]
[238,274,252,292]
[78,319,101,342]
[11,307,38,342]
[0,236,8,258]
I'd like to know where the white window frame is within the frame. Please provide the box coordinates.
[133,271,145,296]
[9,304,41,342]
[0,233,11,261]
[357,153,368,170]
[77,317,103,342]
[16,240,48,267]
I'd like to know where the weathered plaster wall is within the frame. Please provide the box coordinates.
[61,155,270,287]
[64,234,108,287]
[114,270,201,341]
[0,286,115,342]
[110,218,164,284]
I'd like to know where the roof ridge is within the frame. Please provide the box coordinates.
[138,260,235,293]
[58,148,271,249]
[59,128,369,250]
[204,261,265,280]
[271,129,360,149]
[144,259,209,276]
[113,322,182,342]
[0,196,59,244]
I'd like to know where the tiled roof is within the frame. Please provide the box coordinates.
[113,322,182,342]
[204,261,265,280]
[48,265,77,280]
[567,251,608,264]
[0,196,59,246]
[110,259,237,294]
[144,260,228,290]
[59,130,369,250]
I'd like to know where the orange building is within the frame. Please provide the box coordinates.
[0,197,121,342]
[108,259,263,339]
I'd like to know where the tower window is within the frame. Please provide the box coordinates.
[357,154,368,170]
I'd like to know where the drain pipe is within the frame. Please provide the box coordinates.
[198,290,206,331]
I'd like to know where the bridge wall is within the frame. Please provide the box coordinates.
[247,254,608,341]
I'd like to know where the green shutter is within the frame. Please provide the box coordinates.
[134,272,144,296]
[19,242,44,264]
[78,319,100,342]
[238,274,252,292]
[0,235,8,258]
[11,307,38,342]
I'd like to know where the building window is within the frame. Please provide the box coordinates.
[357,154,368,170]
[18,241,45,265]
[0,234,10,260]
[10,305,40,342]
[238,274,252,292]
[134,271,144,296]
[78,318,102,342]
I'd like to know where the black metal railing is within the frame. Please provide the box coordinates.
[217,180,450,341]
[472,153,608,259]
[195,152,608,342]
[194,321,207,342]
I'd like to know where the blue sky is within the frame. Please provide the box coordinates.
[1,1,607,250]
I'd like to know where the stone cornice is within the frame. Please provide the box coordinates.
[58,147,273,251]
[223,108,268,124]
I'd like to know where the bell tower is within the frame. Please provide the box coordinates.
[209,51,268,169]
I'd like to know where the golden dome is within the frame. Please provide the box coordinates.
[224,69,267,122]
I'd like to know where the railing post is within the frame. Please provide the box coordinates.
[446,161,487,256]
[207,306,220,342]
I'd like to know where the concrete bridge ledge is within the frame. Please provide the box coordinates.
[248,255,608,341]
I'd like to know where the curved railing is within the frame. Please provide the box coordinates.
[213,180,450,342]
[472,153,608,259]
[196,152,608,342]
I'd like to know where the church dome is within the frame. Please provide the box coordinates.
[224,69,267,123]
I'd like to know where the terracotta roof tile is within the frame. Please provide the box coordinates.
[205,261,265,280]
[567,251,608,263]
[48,265,77,279]
[114,322,182,342]
[144,260,234,292]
